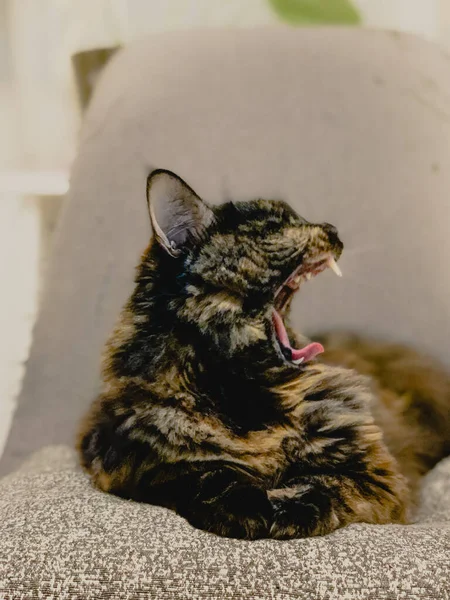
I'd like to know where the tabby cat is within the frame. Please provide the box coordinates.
[78,169,450,539]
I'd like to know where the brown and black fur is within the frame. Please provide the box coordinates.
[78,169,450,539]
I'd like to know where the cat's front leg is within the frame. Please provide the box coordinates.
[176,463,273,540]
[268,446,409,539]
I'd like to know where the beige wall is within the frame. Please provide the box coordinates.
[355,0,441,40]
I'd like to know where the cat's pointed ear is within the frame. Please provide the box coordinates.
[146,170,215,257]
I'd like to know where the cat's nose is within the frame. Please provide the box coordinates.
[322,222,338,236]
[321,223,342,248]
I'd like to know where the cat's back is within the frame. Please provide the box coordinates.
[318,332,450,490]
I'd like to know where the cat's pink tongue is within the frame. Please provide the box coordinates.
[290,343,324,362]
[272,310,324,364]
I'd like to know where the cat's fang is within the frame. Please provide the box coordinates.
[328,257,342,277]
[292,357,305,365]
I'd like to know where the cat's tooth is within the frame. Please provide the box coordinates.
[305,273,312,281]
[328,257,342,277]
[292,357,305,365]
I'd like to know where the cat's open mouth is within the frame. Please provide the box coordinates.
[272,254,342,366]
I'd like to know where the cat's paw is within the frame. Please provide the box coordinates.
[269,487,331,539]
[186,484,273,540]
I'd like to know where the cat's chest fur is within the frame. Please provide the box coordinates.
[135,362,375,481]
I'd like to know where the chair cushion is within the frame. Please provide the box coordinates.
[0,447,449,599]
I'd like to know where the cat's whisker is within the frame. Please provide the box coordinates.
[340,244,384,258]
[335,194,412,241]
[341,276,400,308]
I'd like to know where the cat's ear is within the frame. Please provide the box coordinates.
[146,169,215,257]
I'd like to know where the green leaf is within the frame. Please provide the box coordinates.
[269,0,361,25]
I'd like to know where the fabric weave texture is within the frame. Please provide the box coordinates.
[0,447,448,599]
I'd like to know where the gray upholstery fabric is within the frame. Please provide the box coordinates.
[0,446,449,599]
[2,28,450,476]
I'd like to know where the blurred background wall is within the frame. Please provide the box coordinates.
[0,0,449,455]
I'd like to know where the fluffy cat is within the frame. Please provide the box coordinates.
[78,169,450,539]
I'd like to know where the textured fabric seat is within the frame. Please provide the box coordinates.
[1,28,450,598]
[0,448,448,599]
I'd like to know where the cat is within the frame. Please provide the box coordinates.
[77,169,450,539]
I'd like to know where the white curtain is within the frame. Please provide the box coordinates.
[5,0,128,172]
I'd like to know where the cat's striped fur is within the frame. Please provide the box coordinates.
[78,170,450,539]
